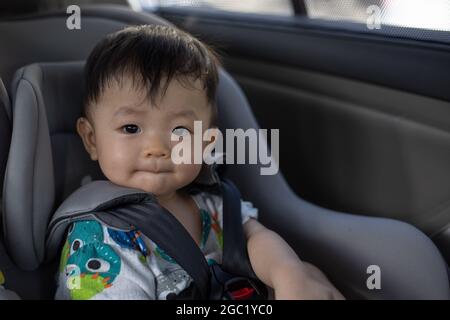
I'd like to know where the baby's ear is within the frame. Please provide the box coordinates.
[76,117,98,161]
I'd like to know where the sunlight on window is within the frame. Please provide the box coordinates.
[139,0,293,16]
[305,0,450,32]
[383,0,450,31]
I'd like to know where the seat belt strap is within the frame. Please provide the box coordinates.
[101,200,211,299]
[221,178,257,278]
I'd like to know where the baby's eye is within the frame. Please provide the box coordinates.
[121,124,141,134]
[172,126,190,137]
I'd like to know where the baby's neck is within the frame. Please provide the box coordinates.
[156,191,179,208]
[155,190,201,246]
[156,190,194,214]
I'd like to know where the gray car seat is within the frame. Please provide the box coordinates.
[1,4,450,300]
[3,59,450,300]
[0,79,17,299]
[0,78,10,207]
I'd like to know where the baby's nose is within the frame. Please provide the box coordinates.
[143,141,170,158]
[144,147,169,158]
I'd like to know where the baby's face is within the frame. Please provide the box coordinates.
[78,76,213,198]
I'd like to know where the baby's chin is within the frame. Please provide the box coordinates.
[110,173,182,196]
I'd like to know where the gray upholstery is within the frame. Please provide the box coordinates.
[4,65,56,269]
[0,5,172,96]
[0,90,8,300]
[217,71,450,299]
[0,78,10,203]
[4,62,100,269]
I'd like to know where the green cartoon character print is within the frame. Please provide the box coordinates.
[60,220,121,300]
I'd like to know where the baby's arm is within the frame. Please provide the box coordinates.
[244,218,345,300]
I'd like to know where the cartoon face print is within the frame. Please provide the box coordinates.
[63,221,122,299]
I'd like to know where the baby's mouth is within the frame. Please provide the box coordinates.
[137,165,172,174]
[137,160,174,174]
[143,169,170,174]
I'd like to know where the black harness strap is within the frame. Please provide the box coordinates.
[221,179,257,279]
[102,201,211,299]
[215,179,267,300]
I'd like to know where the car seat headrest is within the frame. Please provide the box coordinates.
[0,6,172,96]
[11,61,106,204]
[4,61,105,269]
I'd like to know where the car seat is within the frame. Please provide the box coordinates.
[1,4,450,300]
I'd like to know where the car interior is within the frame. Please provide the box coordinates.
[1,0,450,300]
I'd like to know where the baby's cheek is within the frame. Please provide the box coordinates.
[176,163,203,185]
[97,148,133,182]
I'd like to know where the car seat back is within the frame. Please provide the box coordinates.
[0,78,11,208]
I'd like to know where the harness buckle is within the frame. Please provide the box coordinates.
[210,263,268,300]
[224,277,265,300]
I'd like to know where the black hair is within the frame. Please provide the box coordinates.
[83,24,220,121]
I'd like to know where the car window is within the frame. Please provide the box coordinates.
[134,0,450,43]
[305,0,450,32]
[138,0,294,16]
